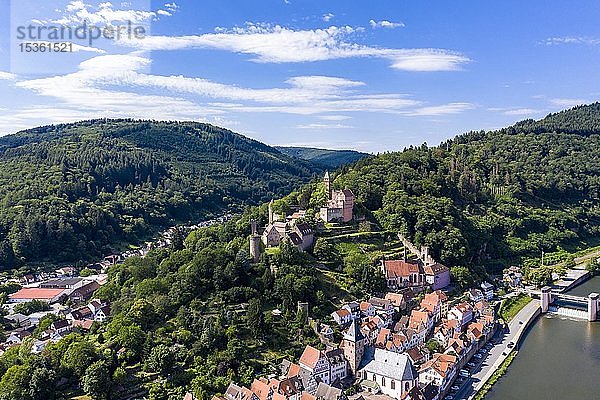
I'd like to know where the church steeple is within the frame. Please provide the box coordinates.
[342,319,365,376]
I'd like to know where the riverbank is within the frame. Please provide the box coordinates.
[456,299,540,400]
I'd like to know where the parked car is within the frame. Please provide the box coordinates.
[451,386,460,391]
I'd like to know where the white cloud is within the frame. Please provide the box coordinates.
[0,71,16,80]
[503,108,544,116]
[369,19,405,29]
[47,0,177,25]
[407,102,475,116]
[549,98,589,108]
[322,13,335,22]
[9,54,474,136]
[544,36,600,46]
[295,123,353,129]
[318,115,351,121]
[119,24,469,71]
[13,55,224,129]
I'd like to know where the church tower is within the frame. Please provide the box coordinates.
[324,171,331,200]
[342,319,365,376]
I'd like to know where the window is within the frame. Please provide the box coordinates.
[391,380,395,390]
[405,382,410,392]
[382,377,385,387]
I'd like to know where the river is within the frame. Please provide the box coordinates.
[485,276,600,400]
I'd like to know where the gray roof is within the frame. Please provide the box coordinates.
[343,320,364,342]
[41,278,83,288]
[359,347,417,382]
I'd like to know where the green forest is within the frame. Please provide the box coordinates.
[1,104,600,399]
[335,103,600,270]
[0,119,320,268]
[274,146,367,169]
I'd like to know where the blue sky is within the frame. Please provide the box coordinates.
[0,0,599,152]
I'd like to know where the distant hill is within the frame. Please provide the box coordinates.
[0,119,320,267]
[275,146,368,169]
[332,103,600,270]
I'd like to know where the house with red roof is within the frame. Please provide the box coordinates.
[9,288,65,304]
[380,259,425,289]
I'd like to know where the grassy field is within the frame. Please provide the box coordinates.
[499,293,532,322]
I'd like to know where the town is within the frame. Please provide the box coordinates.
[198,174,504,400]
[0,172,591,400]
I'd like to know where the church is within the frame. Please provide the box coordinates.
[319,171,355,223]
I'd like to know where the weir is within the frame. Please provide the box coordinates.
[539,286,600,321]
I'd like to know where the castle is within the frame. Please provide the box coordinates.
[249,200,314,262]
[319,171,355,223]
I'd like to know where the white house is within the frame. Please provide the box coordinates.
[298,345,348,385]
[331,308,353,326]
[447,303,473,331]
[418,353,457,391]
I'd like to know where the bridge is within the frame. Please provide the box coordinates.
[535,286,600,321]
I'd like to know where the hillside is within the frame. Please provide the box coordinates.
[0,119,319,267]
[333,103,600,270]
[274,146,368,169]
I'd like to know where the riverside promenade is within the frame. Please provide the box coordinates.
[452,299,541,400]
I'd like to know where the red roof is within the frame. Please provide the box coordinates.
[382,260,421,278]
[10,288,64,301]
[299,345,322,369]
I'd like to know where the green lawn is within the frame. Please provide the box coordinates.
[499,293,532,322]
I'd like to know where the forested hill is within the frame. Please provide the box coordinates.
[275,146,368,169]
[334,103,600,270]
[0,119,319,267]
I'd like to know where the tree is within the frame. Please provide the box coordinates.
[450,266,476,291]
[246,298,265,339]
[29,367,56,400]
[527,266,553,287]
[112,367,127,386]
[117,324,146,359]
[0,365,31,400]
[426,339,441,353]
[61,340,97,377]
[313,238,335,262]
[144,344,174,376]
[586,259,600,276]
[83,360,111,400]
[170,228,185,251]
[79,267,95,277]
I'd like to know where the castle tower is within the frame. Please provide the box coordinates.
[249,219,262,263]
[342,319,365,376]
[324,171,331,200]
[268,199,274,224]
